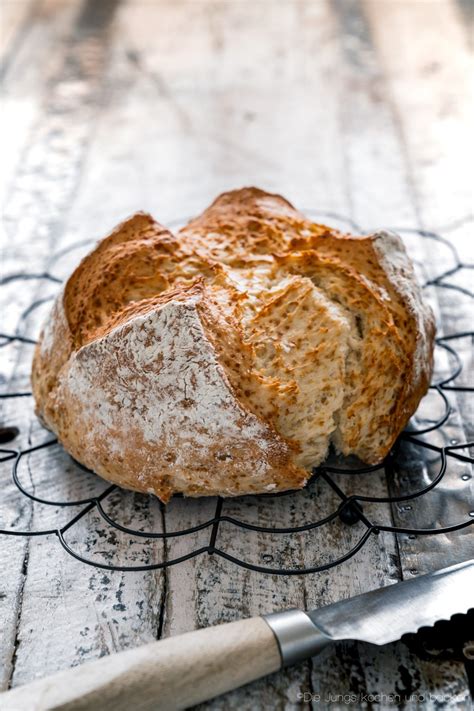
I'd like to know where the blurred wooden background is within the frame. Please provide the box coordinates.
[1,1,473,708]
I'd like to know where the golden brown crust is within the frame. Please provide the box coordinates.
[32,188,435,501]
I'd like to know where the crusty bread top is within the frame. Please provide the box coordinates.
[32,187,435,500]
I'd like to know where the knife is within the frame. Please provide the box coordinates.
[1,560,472,711]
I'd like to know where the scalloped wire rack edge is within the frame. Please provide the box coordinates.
[0,211,473,575]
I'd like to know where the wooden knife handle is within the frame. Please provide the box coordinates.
[0,617,282,711]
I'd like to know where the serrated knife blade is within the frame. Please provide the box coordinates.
[309,559,474,645]
[264,559,474,666]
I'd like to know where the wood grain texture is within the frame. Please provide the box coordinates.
[1,0,472,708]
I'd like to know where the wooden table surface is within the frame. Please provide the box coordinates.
[1,1,473,709]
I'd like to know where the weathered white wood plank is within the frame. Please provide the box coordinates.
[364,0,473,557]
[0,0,80,233]
[346,1,473,706]
[365,0,473,449]
[0,0,165,691]
[365,0,472,230]
[1,0,91,687]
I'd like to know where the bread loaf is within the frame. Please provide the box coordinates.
[31,188,435,501]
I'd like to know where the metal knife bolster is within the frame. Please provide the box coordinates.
[263,610,332,667]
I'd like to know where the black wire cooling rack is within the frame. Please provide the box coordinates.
[0,212,473,575]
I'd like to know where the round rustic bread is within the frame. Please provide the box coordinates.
[31,188,435,501]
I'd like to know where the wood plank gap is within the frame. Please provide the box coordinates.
[4,409,39,688]
[6,547,30,691]
[1,0,122,688]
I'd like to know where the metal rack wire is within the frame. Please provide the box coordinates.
[1,213,473,575]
